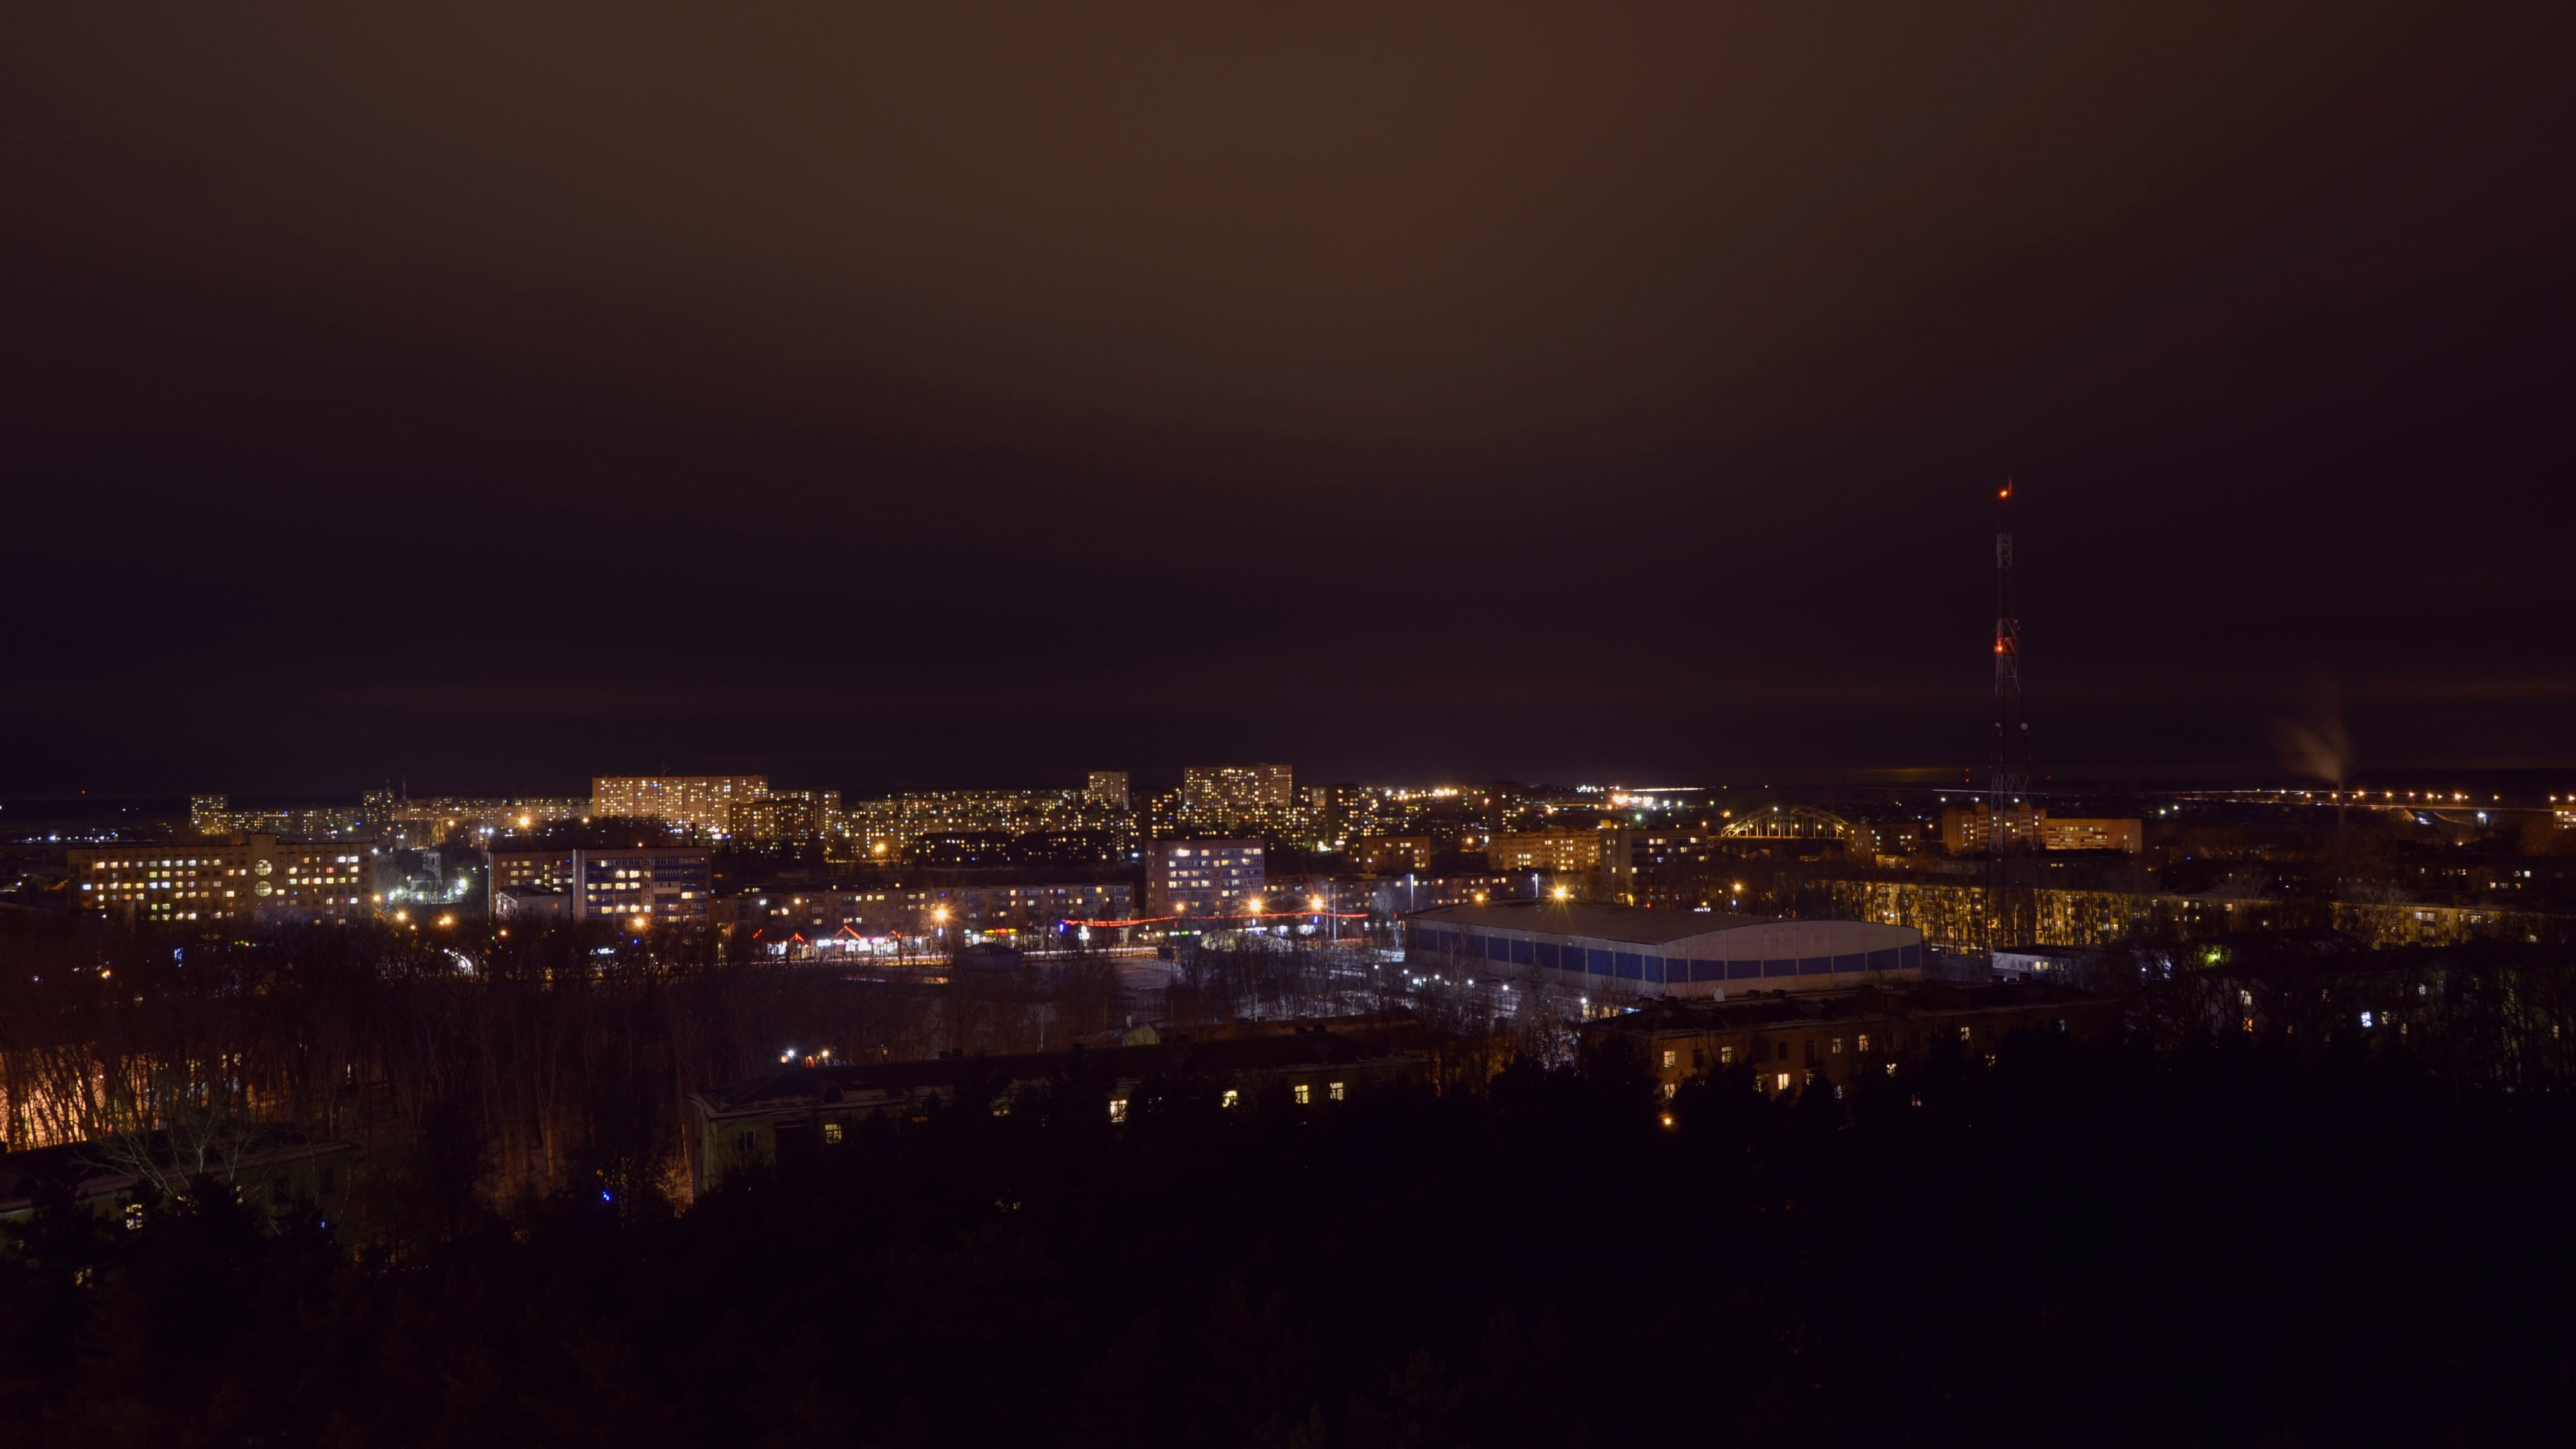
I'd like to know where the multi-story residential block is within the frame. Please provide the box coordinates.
[1488,830,1604,876]
[1941,805,2142,855]
[733,790,841,847]
[843,788,1128,859]
[725,879,1136,946]
[186,796,370,840]
[1352,835,1436,875]
[1184,764,1293,810]
[488,847,576,893]
[350,792,588,845]
[68,836,372,924]
[1147,839,1266,922]
[571,847,714,926]
[1086,771,1132,811]
[1177,764,1295,834]
[591,776,767,835]
[1597,826,1730,902]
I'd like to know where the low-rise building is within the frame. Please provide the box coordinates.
[0,1128,356,1221]
[685,1030,1424,1193]
[1991,943,2108,983]
[1589,981,2120,1100]
[1407,898,1922,998]
[492,886,571,924]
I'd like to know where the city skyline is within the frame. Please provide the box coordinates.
[5,2,2573,794]
[8,9,2573,1442]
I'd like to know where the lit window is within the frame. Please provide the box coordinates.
[1775,1071,1790,1091]
[1328,1081,1345,1101]
[1831,1037,1844,1055]
[1108,1098,1128,1122]
[1660,1049,1676,1069]
[1719,1046,1734,1065]
[1221,1089,1240,1108]
[1294,1083,1311,1105]
[822,1122,844,1144]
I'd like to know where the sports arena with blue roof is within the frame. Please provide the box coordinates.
[1405,898,1921,998]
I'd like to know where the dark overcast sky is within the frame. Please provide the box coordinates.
[3,1,2572,796]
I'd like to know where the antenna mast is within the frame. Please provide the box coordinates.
[1988,480,2030,949]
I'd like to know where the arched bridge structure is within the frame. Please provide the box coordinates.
[1717,804,1864,845]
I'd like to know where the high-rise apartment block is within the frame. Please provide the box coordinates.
[1146,839,1267,921]
[590,775,767,835]
[1085,770,1132,811]
[1183,764,1293,812]
[1175,764,1295,835]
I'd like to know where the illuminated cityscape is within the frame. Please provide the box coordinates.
[3,2,2571,1440]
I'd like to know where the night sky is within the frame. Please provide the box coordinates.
[5,1,2571,796]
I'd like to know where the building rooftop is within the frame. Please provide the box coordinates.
[1409,898,1780,946]
[692,1030,1415,1117]
[1591,981,2105,1036]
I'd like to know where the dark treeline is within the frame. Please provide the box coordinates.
[0,916,1108,1205]
[7,1032,2573,1445]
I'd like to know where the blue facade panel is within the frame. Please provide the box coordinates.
[1868,947,1898,973]
[1833,953,1866,975]
[1588,949,1613,976]
[1798,957,1832,977]
[1762,958,1799,977]
[1644,957,1664,984]
[1691,959,1723,982]
[1614,953,1644,979]
[1486,936,1513,963]
[1900,943,1922,971]
[1729,960,1762,980]
[1511,937,1535,965]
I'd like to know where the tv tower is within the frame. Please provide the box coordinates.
[1988,479,2031,949]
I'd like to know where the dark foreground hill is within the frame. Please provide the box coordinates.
[5,1036,2572,1446]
